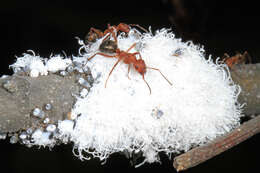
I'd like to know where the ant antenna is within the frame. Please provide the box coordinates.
[130,24,149,33]
[146,67,173,86]
[142,75,152,95]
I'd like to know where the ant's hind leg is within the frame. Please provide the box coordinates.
[244,51,252,64]
[126,43,137,53]
[127,64,131,80]
[105,59,121,88]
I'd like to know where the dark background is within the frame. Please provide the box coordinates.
[0,0,259,172]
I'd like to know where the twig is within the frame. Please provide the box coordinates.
[173,114,260,171]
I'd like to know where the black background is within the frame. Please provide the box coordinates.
[0,0,259,172]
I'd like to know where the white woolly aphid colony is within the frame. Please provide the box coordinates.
[7,28,243,166]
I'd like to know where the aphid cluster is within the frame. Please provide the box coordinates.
[10,103,57,146]
[85,23,173,94]
[6,102,76,147]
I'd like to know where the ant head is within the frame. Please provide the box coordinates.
[134,59,146,75]
[118,23,130,33]
[85,30,100,43]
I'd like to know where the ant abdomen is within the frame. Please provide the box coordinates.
[99,40,118,54]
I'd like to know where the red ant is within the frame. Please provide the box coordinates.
[85,23,148,43]
[87,42,173,94]
[223,51,251,69]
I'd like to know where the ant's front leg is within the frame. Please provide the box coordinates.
[102,28,118,44]
[132,52,143,59]
[105,59,122,88]
[88,52,116,61]
[127,64,131,80]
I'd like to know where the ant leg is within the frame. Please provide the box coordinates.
[222,53,230,63]
[126,43,137,53]
[90,28,104,37]
[142,74,151,95]
[105,59,121,88]
[132,52,142,59]
[127,64,131,80]
[102,31,118,44]
[103,26,117,42]
[102,33,112,42]
[130,24,149,33]
[88,52,115,61]
[111,31,118,43]
[147,67,173,86]
[244,51,252,64]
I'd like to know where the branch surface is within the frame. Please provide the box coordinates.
[230,63,260,115]
[0,63,260,171]
[0,74,80,133]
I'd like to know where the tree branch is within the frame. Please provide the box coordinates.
[230,63,260,115]
[0,73,81,133]
[1,64,260,171]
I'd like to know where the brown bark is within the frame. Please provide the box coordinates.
[0,63,260,171]
[173,114,260,171]
[231,63,260,115]
[0,74,80,133]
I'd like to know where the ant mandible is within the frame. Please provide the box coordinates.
[85,23,148,43]
[87,42,173,94]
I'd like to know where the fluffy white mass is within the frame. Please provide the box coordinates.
[8,28,243,165]
[63,28,243,164]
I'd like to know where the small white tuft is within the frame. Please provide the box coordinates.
[31,129,55,147]
[10,50,48,77]
[56,120,74,143]
[45,55,72,73]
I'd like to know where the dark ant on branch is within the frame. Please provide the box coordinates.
[222,51,251,69]
[85,23,148,44]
